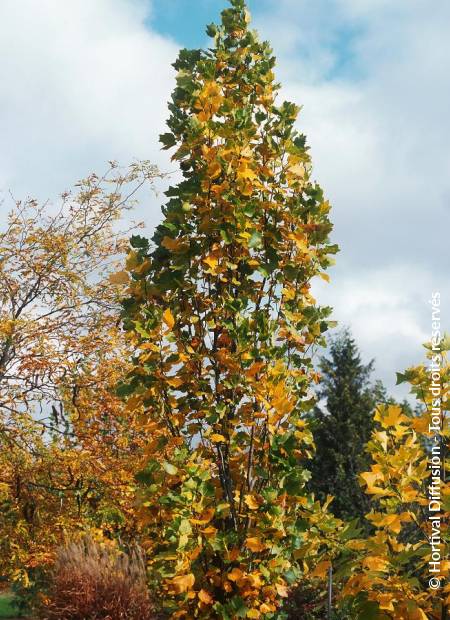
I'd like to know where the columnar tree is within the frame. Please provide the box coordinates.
[122,1,340,617]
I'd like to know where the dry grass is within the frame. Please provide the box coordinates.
[39,537,157,620]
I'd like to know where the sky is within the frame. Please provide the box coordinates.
[0,0,448,397]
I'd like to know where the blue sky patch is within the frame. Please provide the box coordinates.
[148,0,258,49]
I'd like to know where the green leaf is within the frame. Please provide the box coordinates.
[116,382,135,397]
[440,332,450,351]
[206,23,217,37]
[395,371,407,385]
[356,600,379,620]
[160,132,177,149]
[133,321,151,338]
[248,230,262,249]
[130,234,149,249]
[220,228,232,244]
[162,461,178,475]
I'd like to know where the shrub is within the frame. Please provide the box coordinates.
[39,537,157,620]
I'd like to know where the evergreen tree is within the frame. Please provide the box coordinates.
[307,330,386,522]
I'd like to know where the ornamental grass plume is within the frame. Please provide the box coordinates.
[39,536,157,620]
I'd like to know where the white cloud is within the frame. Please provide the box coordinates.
[312,265,431,395]
[254,0,449,395]
[0,0,177,206]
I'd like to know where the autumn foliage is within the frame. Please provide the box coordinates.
[340,344,450,619]
[0,162,161,587]
[120,0,342,617]
[0,1,448,619]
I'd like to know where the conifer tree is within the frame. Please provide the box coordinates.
[307,330,385,522]
[122,1,341,617]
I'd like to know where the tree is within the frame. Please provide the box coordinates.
[307,330,386,522]
[0,162,161,586]
[121,1,341,617]
[341,339,450,619]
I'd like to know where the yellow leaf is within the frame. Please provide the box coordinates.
[203,81,221,99]
[161,236,188,253]
[126,250,139,270]
[0,483,10,500]
[207,161,222,180]
[134,259,151,275]
[190,508,215,525]
[244,494,261,510]
[260,603,276,613]
[400,485,419,502]
[200,526,218,537]
[248,572,264,588]
[195,81,222,121]
[287,163,305,178]
[275,582,289,597]
[198,589,213,605]
[125,394,141,412]
[310,560,331,579]
[359,471,385,495]
[374,404,407,428]
[411,415,429,433]
[166,375,184,388]
[162,461,178,475]
[239,181,254,196]
[247,610,261,619]
[366,512,409,534]
[108,270,129,285]
[377,593,395,611]
[373,431,388,451]
[189,545,202,561]
[236,161,257,181]
[362,556,389,572]
[170,573,195,594]
[228,567,244,582]
[246,537,266,552]
[203,255,219,272]
[210,433,226,443]
[162,308,175,329]
[282,286,296,301]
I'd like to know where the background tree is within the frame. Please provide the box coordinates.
[307,330,386,522]
[0,161,161,588]
[122,1,343,618]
